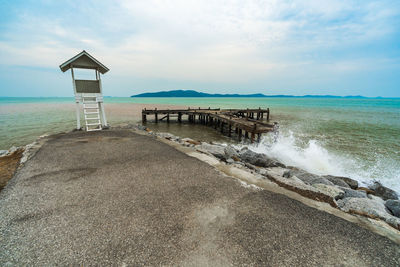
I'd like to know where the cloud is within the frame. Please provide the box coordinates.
[0,0,399,96]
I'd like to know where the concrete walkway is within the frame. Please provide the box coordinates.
[0,130,399,266]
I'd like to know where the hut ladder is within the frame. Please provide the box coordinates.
[82,95,102,131]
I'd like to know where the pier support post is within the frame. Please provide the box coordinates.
[178,112,182,123]
[142,113,146,123]
[167,113,170,123]
[267,108,270,121]
[228,124,232,137]
[238,129,242,141]
[155,113,158,123]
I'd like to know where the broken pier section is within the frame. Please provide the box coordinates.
[142,107,276,142]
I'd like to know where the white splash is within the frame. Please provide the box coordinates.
[239,131,400,194]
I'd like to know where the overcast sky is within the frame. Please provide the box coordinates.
[0,0,399,97]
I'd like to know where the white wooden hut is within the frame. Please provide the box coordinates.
[60,50,109,131]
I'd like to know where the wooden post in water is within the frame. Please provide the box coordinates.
[267,108,270,121]
[178,112,182,123]
[238,129,242,141]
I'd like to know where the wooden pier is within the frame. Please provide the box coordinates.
[142,107,276,142]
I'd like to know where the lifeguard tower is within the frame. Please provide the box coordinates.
[60,50,109,131]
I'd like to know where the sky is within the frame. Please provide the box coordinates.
[0,0,399,97]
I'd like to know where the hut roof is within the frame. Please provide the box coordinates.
[59,50,109,74]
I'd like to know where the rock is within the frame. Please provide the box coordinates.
[367,194,385,203]
[357,187,375,195]
[311,178,335,186]
[0,150,7,157]
[289,169,320,185]
[8,146,18,154]
[339,177,359,189]
[181,138,201,145]
[385,200,400,218]
[231,155,240,162]
[136,124,147,131]
[226,158,234,164]
[244,162,258,171]
[337,197,399,228]
[282,170,291,178]
[312,184,344,200]
[369,181,398,200]
[322,175,351,188]
[238,149,282,168]
[288,175,306,185]
[198,143,226,159]
[157,132,179,140]
[338,187,367,199]
[224,145,239,160]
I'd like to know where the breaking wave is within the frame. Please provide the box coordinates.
[244,131,400,194]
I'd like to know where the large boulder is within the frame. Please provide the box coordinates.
[289,169,320,185]
[197,143,226,159]
[339,176,359,189]
[312,184,345,200]
[369,181,398,200]
[337,197,400,229]
[322,175,351,188]
[385,200,400,218]
[339,187,367,199]
[311,177,335,186]
[238,149,283,168]
[224,145,239,160]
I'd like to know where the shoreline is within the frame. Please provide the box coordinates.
[1,124,399,244]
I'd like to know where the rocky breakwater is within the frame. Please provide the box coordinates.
[146,129,400,231]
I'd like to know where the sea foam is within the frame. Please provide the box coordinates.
[242,131,400,194]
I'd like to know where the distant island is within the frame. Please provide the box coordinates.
[131,90,369,98]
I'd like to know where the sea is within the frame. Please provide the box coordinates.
[1,97,399,193]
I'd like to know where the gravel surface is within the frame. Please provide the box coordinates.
[0,129,399,266]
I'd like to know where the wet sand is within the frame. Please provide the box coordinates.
[0,149,23,191]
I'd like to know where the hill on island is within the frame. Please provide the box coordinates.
[131,90,266,97]
[130,90,369,98]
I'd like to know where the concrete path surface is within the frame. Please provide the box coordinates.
[0,129,399,266]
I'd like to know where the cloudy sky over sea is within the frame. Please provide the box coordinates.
[0,0,399,97]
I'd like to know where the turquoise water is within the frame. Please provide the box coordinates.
[1,97,399,192]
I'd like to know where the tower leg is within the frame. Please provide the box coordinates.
[75,101,81,130]
[99,102,108,127]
